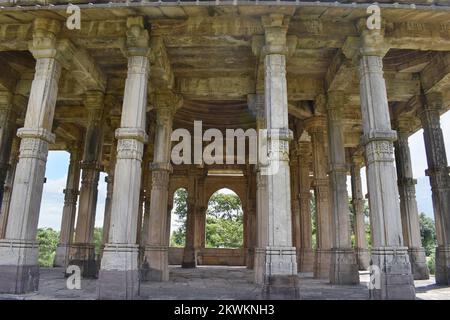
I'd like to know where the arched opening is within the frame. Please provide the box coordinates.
[205,188,244,249]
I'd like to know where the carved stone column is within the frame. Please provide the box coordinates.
[305,116,332,279]
[98,17,150,299]
[250,93,268,284]
[0,18,63,294]
[69,91,105,278]
[290,145,301,258]
[245,170,257,270]
[394,119,430,280]
[260,14,298,298]
[350,155,370,270]
[357,29,415,299]
[100,115,120,260]
[327,92,359,285]
[419,92,450,285]
[0,92,21,207]
[54,144,82,267]
[0,136,20,239]
[182,171,198,268]
[144,92,182,281]
[298,140,314,272]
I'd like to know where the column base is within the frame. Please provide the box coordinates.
[53,244,70,268]
[0,240,39,294]
[253,248,266,285]
[297,248,314,272]
[369,247,415,300]
[435,245,450,285]
[265,246,297,275]
[330,248,360,285]
[181,247,198,268]
[355,248,370,270]
[142,245,169,281]
[68,243,97,278]
[408,247,430,280]
[314,249,332,279]
[97,244,140,300]
[262,275,300,299]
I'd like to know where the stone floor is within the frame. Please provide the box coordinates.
[0,266,449,300]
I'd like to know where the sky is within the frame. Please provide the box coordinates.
[37,111,450,231]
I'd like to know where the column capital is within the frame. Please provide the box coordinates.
[423,92,444,111]
[393,117,416,135]
[153,91,183,119]
[304,116,327,133]
[125,16,150,57]
[28,18,61,59]
[261,14,293,56]
[356,17,389,58]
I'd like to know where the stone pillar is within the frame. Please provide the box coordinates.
[0,92,20,208]
[305,116,332,279]
[350,156,370,270]
[0,136,20,239]
[326,92,359,284]
[141,165,152,249]
[98,17,150,299]
[245,169,257,269]
[290,146,301,258]
[0,18,63,294]
[419,92,450,285]
[251,93,267,284]
[54,144,82,267]
[298,141,314,272]
[357,29,415,299]
[260,14,298,298]
[69,91,105,278]
[144,92,182,281]
[182,172,198,268]
[394,119,430,280]
[195,176,206,257]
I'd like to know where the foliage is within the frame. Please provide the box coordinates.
[170,188,244,248]
[93,227,103,255]
[419,213,436,256]
[37,228,59,267]
[170,188,188,247]
[205,215,243,248]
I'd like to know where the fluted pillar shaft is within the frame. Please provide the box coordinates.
[98,17,150,300]
[327,92,359,284]
[419,92,450,285]
[357,29,415,299]
[298,141,314,272]
[0,92,20,208]
[394,121,430,280]
[144,92,181,282]
[0,18,63,294]
[305,116,332,279]
[69,91,105,278]
[182,172,198,268]
[0,137,20,239]
[54,145,82,267]
[260,14,298,298]
[350,157,370,270]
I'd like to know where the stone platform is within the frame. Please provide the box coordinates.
[0,266,448,300]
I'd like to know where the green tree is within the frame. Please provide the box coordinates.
[93,227,103,255]
[170,188,188,247]
[37,228,59,267]
[419,213,436,256]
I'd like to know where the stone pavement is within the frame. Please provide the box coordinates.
[0,266,448,300]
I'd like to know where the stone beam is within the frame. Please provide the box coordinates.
[385,22,450,51]
[177,76,254,100]
[325,50,357,92]
[149,36,174,90]
[420,52,450,94]
[58,40,107,92]
[0,23,31,52]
